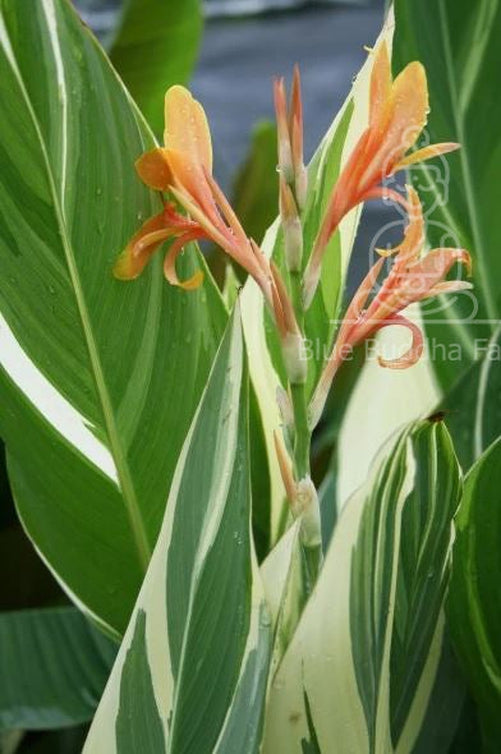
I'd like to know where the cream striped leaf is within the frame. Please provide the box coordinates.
[262,420,462,753]
[0,0,226,635]
[84,309,271,754]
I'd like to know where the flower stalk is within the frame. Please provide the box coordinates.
[115,45,472,595]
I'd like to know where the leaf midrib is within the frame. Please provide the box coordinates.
[1,6,151,571]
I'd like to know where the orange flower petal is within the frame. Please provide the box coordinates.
[369,42,392,128]
[135,148,172,191]
[395,142,460,170]
[163,230,205,290]
[384,61,429,171]
[422,280,473,298]
[375,315,424,369]
[163,85,213,173]
[113,211,172,280]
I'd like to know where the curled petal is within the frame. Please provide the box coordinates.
[395,142,460,171]
[423,280,473,298]
[135,148,172,191]
[163,230,205,290]
[375,315,424,369]
[164,86,212,173]
[113,211,173,280]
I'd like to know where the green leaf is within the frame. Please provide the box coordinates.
[109,0,202,134]
[263,420,462,753]
[0,607,116,731]
[393,0,501,389]
[448,435,501,752]
[439,326,501,470]
[0,0,226,635]
[84,309,271,754]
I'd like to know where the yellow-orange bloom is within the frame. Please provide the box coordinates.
[303,42,460,308]
[309,188,472,427]
[115,85,303,349]
[115,86,274,301]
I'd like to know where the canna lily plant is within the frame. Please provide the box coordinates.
[115,40,471,590]
[4,1,499,751]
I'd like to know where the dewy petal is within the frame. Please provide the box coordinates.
[113,211,172,280]
[395,142,460,170]
[383,61,429,172]
[163,85,213,173]
[375,315,424,369]
[369,42,392,128]
[135,148,172,191]
[163,230,205,290]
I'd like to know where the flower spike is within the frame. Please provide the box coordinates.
[303,41,460,308]
[309,188,472,427]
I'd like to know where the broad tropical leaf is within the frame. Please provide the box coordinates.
[262,420,462,753]
[0,0,226,635]
[448,435,501,752]
[110,0,202,134]
[440,326,501,470]
[0,607,116,731]
[84,309,271,754]
[393,0,501,388]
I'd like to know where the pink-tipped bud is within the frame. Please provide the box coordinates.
[274,77,294,183]
[290,66,308,209]
[280,180,303,272]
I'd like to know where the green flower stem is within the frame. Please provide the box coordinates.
[288,268,323,584]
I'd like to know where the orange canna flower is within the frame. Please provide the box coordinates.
[303,42,460,308]
[309,188,472,427]
[114,86,274,303]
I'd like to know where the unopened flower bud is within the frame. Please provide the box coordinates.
[294,476,321,548]
[294,163,308,211]
[280,181,303,272]
[282,331,307,385]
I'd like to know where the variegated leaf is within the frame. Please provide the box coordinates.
[262,420,462,754]
[0,0,226,635]
[84,309,271,754]
[448,435,501,749]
